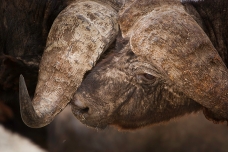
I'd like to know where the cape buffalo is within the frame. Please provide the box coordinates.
[0,0,228,129]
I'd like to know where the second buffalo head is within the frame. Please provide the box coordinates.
[71,1,228,129]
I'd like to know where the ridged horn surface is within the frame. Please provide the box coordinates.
[19,1,119,128]
[130,5,228,120]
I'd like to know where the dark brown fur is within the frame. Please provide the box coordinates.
[183,0,228,66]
[0,0,70,95]
[0,0,71,148]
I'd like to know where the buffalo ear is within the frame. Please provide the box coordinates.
[129,5,228,121]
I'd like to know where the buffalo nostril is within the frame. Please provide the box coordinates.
[81,107,89,114]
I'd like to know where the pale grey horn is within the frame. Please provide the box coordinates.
[19,1,119,128]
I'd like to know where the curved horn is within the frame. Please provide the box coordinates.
[19,1,119,128]
[130,5,228,121]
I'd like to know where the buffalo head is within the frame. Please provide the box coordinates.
[71,1,228,129]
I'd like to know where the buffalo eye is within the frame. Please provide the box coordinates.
[136,73,156,84]
[143,73,155,80]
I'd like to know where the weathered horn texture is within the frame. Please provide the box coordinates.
[19,1,119,128]
[129,5,228,121]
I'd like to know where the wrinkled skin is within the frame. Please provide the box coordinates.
[72,39,202,129]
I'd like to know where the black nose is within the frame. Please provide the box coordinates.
[71,98,89,114]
